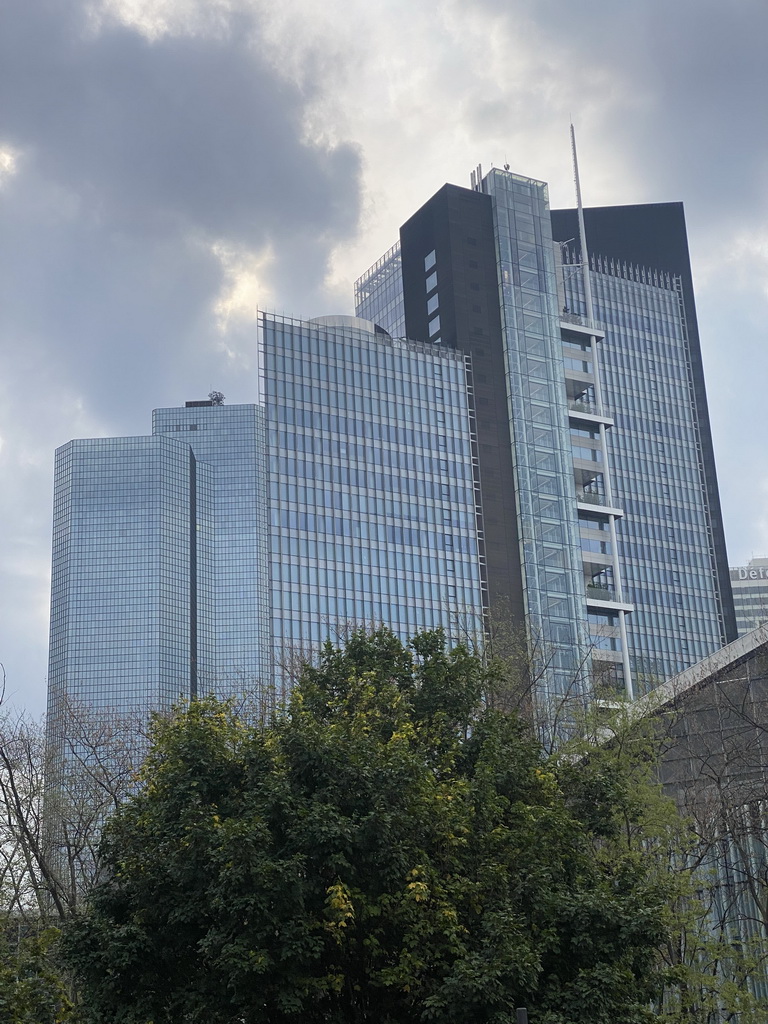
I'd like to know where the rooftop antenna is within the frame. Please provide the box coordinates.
[570,123,594,320]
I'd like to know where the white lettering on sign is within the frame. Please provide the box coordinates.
[732,566,768,581]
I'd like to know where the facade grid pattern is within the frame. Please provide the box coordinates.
[484,169,591,700]
[153,404,271,700]
[729,561,768,636]
[47,435,198,752]
[563,260,725,685]
[354,242,406,337]
[261,313,484,689]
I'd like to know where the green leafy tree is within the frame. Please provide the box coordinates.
[64,629,674,1024]
[0,923,75,1023]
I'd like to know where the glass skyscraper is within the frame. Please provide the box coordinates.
[152,402,271,700]
[560,254,727,685]
[47,314,484,737]
[48,435,208,733]
[48,163,735,738]
[356,165,734,700]
[262,314,484,683]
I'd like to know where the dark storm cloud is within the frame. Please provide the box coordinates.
[0,0,362,422]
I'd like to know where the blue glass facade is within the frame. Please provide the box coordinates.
[261,313,484,688]
[561,257,726,684]
[47,435,204,731]
[354,243,405,337]
[483,169,591,702]
[356,164,732,702]
[48,314,485,729]
[152,403,271,699]
[48,167,732,737]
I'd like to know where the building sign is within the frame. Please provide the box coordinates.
[731,566,768,581]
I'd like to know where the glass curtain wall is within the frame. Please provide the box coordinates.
[153,404,271,702]
[261,313,484,694]
[482,169,591,706]
[354,243,406,337]
[562,256,725,686]
[47,434,200,746]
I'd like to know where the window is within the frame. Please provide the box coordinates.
[427,294,439,315]
[426,271,437,292]
[424,250,436,271]
[429,315,440,337]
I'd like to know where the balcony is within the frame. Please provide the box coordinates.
[573,464,602,489]
[585,585,634,613]
[559,312,606,339]
[576,490,624,518]
[581,550,613,576]
[568,401,614,427]
[568,399,607,416]
[576,489,607,506]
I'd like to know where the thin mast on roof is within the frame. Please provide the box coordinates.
[570,123,595,321]
[570,124,634,701]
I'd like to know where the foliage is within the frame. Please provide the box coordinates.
[65,629,676,1024]
[0,922,75,1023]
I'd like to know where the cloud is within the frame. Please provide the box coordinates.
[463,0,768,218]
[0,0,362,404]
[0,0,363,715]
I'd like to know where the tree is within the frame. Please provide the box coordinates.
[0,674,153,1022]
[0,698,145,921]
[65,628,674,1024]
[0,923,75,1024]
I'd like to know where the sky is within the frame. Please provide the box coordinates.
[1,0,767,718]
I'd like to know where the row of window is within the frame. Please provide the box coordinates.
[270,412,469,452]
[423,249,443,343]
[270,471,472,506]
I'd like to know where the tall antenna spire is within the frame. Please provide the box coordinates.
[570,124,594,322]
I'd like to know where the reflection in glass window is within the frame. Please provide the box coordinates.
[260,312,483,696]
